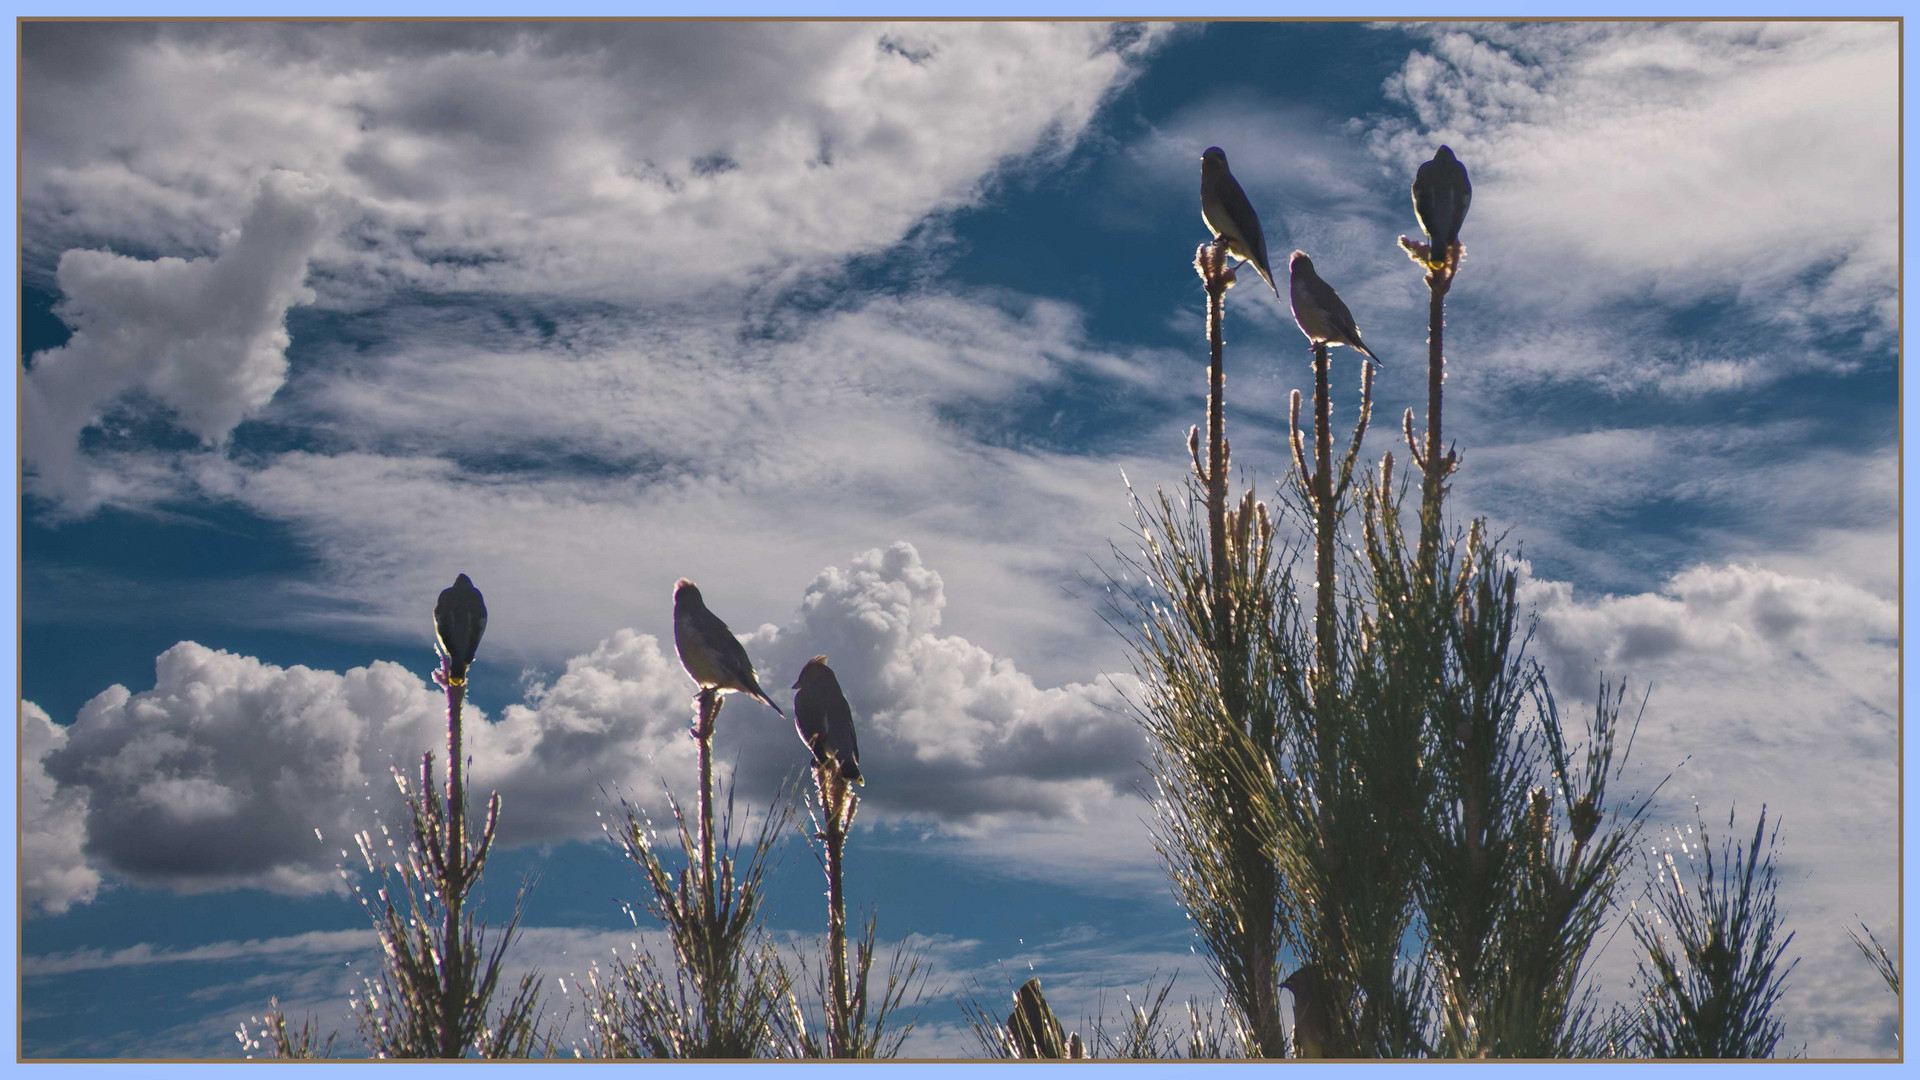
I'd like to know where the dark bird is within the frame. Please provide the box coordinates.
[792,655,862,785]
[1412,144,1472,261]
[434,573,488,686]
[673,578,783,715]
[1280,964,1333,1059]
[1288,251,1383,366]
[1200,146,1280,297]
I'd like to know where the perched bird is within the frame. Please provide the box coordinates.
[1288,251,1383,366]
[1280,964,1332,1059]
[1200,146,1280,297]
[792,655,863,785]
[1412,144,1472,260]
[673,578,783,715]
[434,573,488,686]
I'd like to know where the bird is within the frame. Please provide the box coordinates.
[792,655,863,785]
[1200,146,1280,297]
[434,573,488,686]
[1412,144,1472,262]
[1289,251,1383,366]
[672,578,783,715]
[1280,964,1333,1059]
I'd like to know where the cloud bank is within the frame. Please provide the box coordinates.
[25,543,1149,902]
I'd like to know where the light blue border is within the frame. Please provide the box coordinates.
[3,4,1911,1075]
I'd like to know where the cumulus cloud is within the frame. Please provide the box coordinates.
[21,170,331,513]
[21,702,103,914]
[39,645,447,897]
[23,22,1167,302]
[28,542,1149,902]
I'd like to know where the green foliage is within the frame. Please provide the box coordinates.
[779,913,930,1059]
[1361,466,1653,1058]
[348,753,549,1058]
[1085,976,1249,1060]
[1847,921,1900,998]
[1115,479,1299,1055]
[1631,807,1797,1058]
[578,783,796,1058]
[781,766,932,1060]
[236,998,337,1059]
[963,972,1248,1060]
[1119,205,1695,1061]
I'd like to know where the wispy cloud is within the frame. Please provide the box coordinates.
[23,929,376,978]
[23,22,1170,303]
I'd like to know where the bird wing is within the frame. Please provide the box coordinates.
[1218,174,1274,285]
[793,680,831,765]
[1413,159,1448,245]
[689,606,747,678]
[827,687,859,771]
[1308,273,1361,340]
[434,600,455,660]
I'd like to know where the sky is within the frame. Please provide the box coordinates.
[12,17,1903,1061]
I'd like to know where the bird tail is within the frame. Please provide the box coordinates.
[1355,341,1384,366]
[1256,262,1281,298]
[753,689,786,717]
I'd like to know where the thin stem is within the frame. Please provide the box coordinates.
[1418,261,1454,582]
[821,767,852,1057]
[441,670,467,1059]
[446,673,465,887]
[694,689,720,906]
[1206,251,1230,622]
[1313,341,1336,679]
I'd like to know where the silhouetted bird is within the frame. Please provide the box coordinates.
[673,578,783,715]
[1200,146,1280,297]
[1280,964,1333,1059]
[434,573,488,686]
[1289,251,1383,366]
[1412,144,1472,261]
[792,655,862,785]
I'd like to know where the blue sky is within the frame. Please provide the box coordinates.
[14,19,1901,1059]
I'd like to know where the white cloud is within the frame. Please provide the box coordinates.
[29,542,1154,901]
[1372,22,1897,381]
[165,286,1191,694]
[22,170,331,513]
[21,701,103,914]
[1454,428,1895,600]
[1521,558,1898,1057]
[23,928,375,978]
[38,644,447,897]
[23,22,1168,303]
